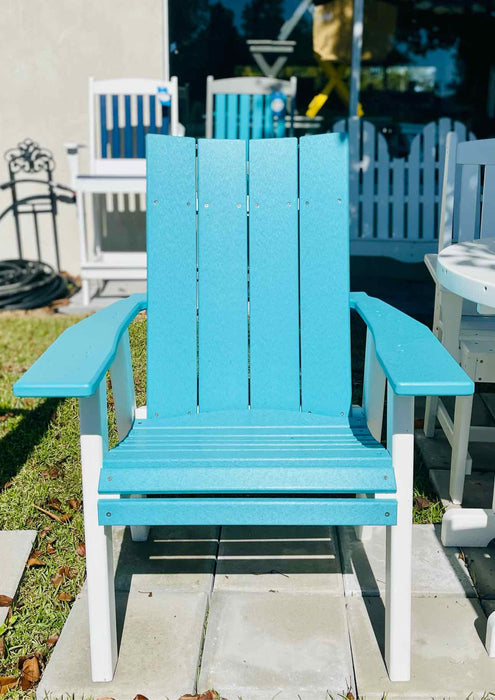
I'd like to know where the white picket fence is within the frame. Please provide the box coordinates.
[332,116,475,261]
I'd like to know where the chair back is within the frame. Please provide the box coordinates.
[439,133,495,251]
[145,133,351,419]
[89,77,180,176]
[205,76,297,139]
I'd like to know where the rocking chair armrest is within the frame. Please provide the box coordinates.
[350,292,474,397]
[14,294,146,398]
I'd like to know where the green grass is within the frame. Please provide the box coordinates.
[0,311,146,698]
[0,310,443,697]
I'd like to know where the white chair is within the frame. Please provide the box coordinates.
[205,75,297,139]
[424,133,495,504]
[66,77,180,305]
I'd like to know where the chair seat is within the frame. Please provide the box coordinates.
[99,409,395,495]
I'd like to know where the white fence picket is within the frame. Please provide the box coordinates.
[333,117,476,261]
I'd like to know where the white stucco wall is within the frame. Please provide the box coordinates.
[0,0,163,273]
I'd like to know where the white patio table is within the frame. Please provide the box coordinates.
[434,239,495,657]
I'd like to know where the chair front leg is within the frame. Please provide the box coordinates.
[385,386,414,682]
[79,382,117,682]
[110,331,150,543]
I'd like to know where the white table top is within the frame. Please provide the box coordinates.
[436,239,495,308]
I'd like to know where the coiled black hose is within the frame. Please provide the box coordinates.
[0,259,77,310]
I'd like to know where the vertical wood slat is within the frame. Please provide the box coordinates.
[252,96,264,139]
[111,95,120,158]
[422,122,436,241]
[437,117,452,190]
[124,96,132,157]
[146,135,198,418]
[407,134,420,240]
[249,138,300,410]
[275,115,286,138]
[392,159,405,239]
[376,133,389,239]
[239,95,250,140]
[299,133,352,416]
[198,139,248,411]
[263,97,274,138]
[458,164,480,242]
[227,94,238,138]
[214,95,226,138]
[136,96,145,157]
[481,166,495,239]
[361,120,375,238]
[99,95,108,158]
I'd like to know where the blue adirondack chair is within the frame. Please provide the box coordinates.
[14,134,472,685]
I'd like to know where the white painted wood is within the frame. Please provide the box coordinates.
[441,507,495,547]
[486,612,495,657]
[376,132,389,240]
[449,395,474,504]
[207,75,297,97]
[77,174,146,192]
[348,117,360,241]
[385,388,414,682]
[437,240,495,307]
[205,75,214,139]
[437,132,458,251]
[361,121,375,239]
[407,134,421,241]
[391,159,405,240]
[162,0,170,81]
[422,122,436,242]
[79,383,117,682]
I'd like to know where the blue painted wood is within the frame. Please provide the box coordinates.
[99,95,108,157]
[299,133,352,416]
[147,135,198,417]
[249,138,300,409]
[252,95,264,139]
[214,95,226,138]
[124,96,132,157]
[13,294,146,398]
[111,95,120,157]
[98,496,397,526]
[198,139,248,411]
[149,95,157,134]
[239,95,250,140]
[350,292,474,396]
[263,97,274,138]
[276,116,286,139]
[227,94,238,138]
[136,95,145,157]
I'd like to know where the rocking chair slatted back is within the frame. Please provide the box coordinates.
[146,133,351,418]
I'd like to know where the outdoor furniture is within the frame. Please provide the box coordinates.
[424,135,495,507]
[205,75,297,139]
[14,133,472,684]
[66,77,180,306]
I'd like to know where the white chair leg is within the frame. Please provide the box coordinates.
[110,333,150,543]
[82,280,91,307]
[423,395,439,438]
[79,384,117,682]
[487,612,495,657]
[449,394,473,505]
[385,388,414,682]
[357,332,386,542]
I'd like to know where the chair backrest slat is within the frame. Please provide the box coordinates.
[214,95,226,138]
[458,164,480,243]
[198,139,248,411]
[481,165,495,239]
[299,133,351,415]
[226,95,238,139]
[252,95,264,139]
[249,138,300,410]
[146,133,351,418]
[147,136,197,418]
[239,95,250,140]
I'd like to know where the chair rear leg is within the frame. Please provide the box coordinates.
[385,389,414,682]
[80,387,118,682]
[423,395,438,438]
[449,394,473,505]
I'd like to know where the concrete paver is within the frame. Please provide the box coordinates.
[339,524,476,598]
[0,530,37,626]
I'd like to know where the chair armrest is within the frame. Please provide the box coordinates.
[14,294,146,398]
[350,292,473,397]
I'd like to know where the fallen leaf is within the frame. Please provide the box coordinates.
[179,692,224,700]
[133,695,149,700]
[19,656,40,690]
[67,498,82,511]
[59,513,73,522]
[346,692,355,700]
[0,638,4,659]
[77,542,86,557]
[46,543,56,555]
[40,468,59,480]
[413,495,432,511]
[27,556,45,568]
[57,591,72,602]
[0,596,12,607]
[58,566,76,578]
[46,633,59,649]
[50,573,64,587]
[96,697,116,700]
[0,413,14,422]
[2,482,13,490]
[46,498,62,512]
[0,676,18,695]
[39,526,52,538]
